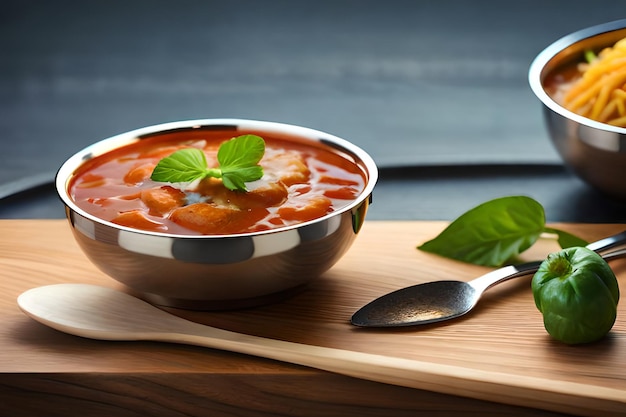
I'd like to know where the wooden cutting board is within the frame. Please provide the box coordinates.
[1,220,625,417]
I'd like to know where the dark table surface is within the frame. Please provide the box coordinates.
[2,0,626,222]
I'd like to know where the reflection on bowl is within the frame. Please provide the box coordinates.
[529,19,626,199]
[56,119,378,310]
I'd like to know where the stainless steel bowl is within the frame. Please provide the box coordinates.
[529,19,626,199]
[56,119,378,309]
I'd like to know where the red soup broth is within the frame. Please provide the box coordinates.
[69,130,367,235]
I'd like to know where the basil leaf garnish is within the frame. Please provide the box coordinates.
[151,134,265,192]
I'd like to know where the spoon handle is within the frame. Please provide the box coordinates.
[468,261,542,293]
[161,325,419,382]
[586,230,626,253]
[137,320,600,407]
[469,241,626,294]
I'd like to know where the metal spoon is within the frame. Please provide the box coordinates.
[351,231,626,327]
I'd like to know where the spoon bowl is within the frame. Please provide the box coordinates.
[351,281,478,327]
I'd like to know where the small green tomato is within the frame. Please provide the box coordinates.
[531,246,620,345]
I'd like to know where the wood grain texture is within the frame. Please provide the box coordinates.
[1,220,625,417]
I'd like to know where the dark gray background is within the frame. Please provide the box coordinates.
[2,0,626,221]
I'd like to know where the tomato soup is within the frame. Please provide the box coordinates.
[69,130,367,235]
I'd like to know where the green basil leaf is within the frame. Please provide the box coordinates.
[418,196,546,267]
[544,227,589,248]
[151,148,209,183]
[151,135,266,192]
[221,166,264,191]
[217,134,265,169]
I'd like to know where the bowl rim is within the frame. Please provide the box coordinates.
[56,118,378,239]
[528,18,626,135]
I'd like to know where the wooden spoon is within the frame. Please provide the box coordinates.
[16,283,453,387]
[16,283,626,414]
